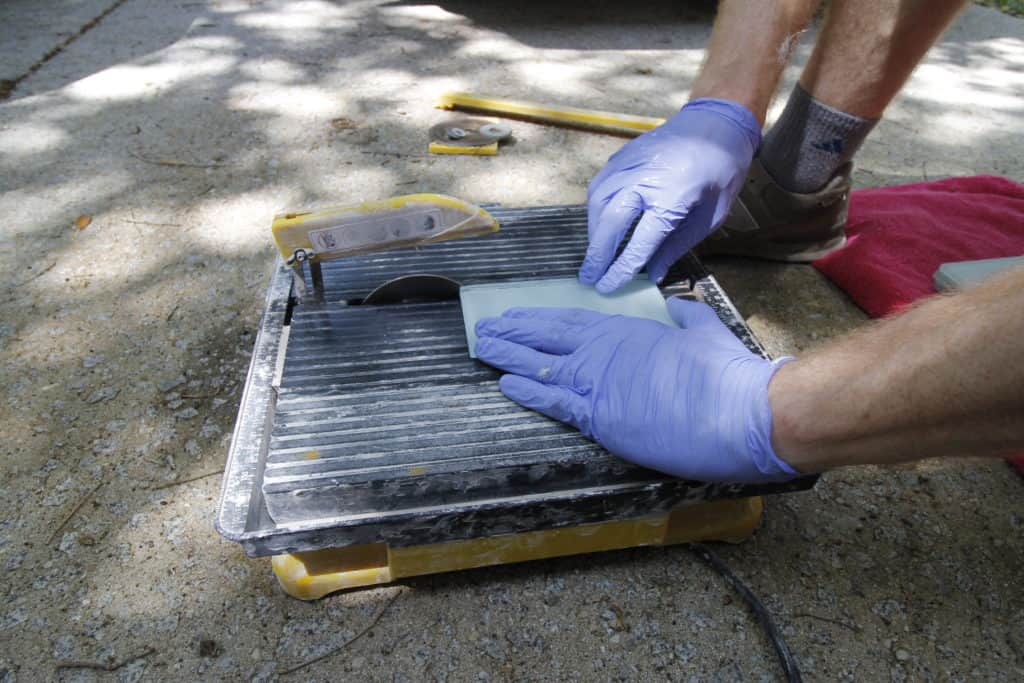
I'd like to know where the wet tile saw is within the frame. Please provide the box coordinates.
[215,194,817,599]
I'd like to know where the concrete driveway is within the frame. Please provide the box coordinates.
[1,1,1022,680]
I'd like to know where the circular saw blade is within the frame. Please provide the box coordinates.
[429,117,512,148]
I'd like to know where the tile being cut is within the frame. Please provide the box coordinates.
[460,276,677,358]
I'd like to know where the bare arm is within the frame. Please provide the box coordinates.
[770,268,1024,471]
[690,0,822,123]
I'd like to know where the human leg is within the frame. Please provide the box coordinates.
[800,0,970,119]
[704,0,970,261]
[762,0,970,194]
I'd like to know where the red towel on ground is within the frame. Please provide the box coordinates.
[812,174,1024,471]
[812,175,1024,318]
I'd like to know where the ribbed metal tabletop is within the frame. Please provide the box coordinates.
[216,205,815,556]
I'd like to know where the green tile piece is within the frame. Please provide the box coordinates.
[460,276,676,358]
[933,256,1024,292]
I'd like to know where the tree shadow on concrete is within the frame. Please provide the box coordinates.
[1,0,1023,679]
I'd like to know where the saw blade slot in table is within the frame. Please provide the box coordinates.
[216,205,816,558]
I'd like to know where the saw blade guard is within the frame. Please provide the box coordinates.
[272,194,499,265]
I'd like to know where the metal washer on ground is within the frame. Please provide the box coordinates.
[429,117,512,148]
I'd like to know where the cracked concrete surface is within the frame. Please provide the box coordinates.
[1,1,1023,680]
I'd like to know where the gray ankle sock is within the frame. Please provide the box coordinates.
[760,83,877,194]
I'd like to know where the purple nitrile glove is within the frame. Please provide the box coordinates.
[474,298,798,483]
[580,98,761,293]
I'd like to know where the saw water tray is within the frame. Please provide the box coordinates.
[215,204,817,571]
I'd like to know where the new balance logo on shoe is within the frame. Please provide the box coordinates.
[812,138,844,154]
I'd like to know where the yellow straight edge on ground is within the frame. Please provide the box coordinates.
[436,92,666,137]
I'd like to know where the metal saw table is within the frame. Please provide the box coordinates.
[215,204,816,599]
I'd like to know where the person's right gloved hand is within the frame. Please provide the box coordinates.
[474,297,800,483]
[580,98,761,293]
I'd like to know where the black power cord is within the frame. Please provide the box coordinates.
[688,543,802,683]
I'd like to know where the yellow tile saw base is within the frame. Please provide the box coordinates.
[273,496,762,600]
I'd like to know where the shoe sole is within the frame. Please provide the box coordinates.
[696,235,847,263]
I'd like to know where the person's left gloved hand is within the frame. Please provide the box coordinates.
[580,98,761,294]
[474,298,799,483]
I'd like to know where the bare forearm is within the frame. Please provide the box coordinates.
[690,0,821,123]
[770,268,1024,471]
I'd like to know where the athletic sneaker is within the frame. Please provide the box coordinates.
[697,158,852,262]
